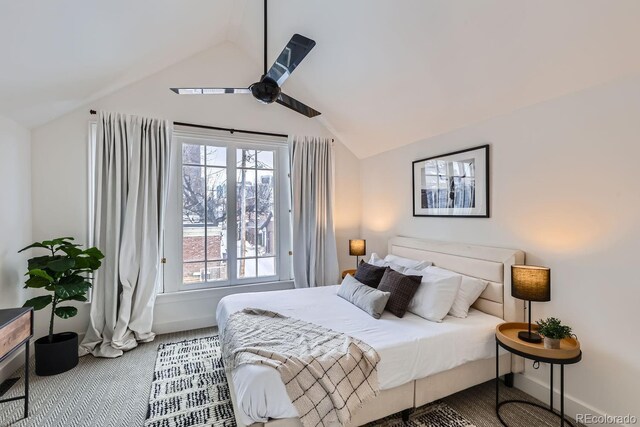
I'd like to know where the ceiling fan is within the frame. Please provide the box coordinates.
[170,0,320,118]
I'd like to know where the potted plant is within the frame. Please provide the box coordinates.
[536,317,573,349]
[19,237,104,376]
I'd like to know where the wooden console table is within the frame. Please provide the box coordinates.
[0,307,33,419]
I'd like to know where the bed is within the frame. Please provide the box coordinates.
[216,237,525,427]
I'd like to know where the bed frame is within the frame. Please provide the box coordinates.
[226,237,525,427]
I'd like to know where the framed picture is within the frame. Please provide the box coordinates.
[412,144,489,217]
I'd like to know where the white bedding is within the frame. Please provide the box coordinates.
[216,285,504,425]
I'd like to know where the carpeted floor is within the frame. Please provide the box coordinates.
[0,328,583,427]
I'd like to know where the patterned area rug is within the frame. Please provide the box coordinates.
[144,336,234,427]
[145,336,475,427]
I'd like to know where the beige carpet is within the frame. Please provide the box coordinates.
[0,327,583,427]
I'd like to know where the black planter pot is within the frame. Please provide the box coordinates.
[34,332,79,376]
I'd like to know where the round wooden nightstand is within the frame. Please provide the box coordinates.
[495,322,582,427]
[341,269,357,279]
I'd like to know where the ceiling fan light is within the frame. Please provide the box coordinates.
[250,79,281,104]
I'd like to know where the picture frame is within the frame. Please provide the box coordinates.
[412,144,490,217]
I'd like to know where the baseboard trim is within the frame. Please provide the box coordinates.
[152,316,215,335]
[514,373,631,427]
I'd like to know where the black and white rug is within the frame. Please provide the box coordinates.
[144,336,235,427]
[144,336,475,427]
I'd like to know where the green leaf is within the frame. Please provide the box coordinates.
[43,237,75,247]
[23,295,53,310]
[54,306,78,319]
[18,242,49,253]
[84,247,105,260]
[60,246,83,257]
[26,269,54,283]
[74,256,100,270]
[58,274,84,285]
[46,257,75,272]
[27,255,58,271]
[25,275,51,288]
[62,295,88,302]
[55,280,90,299]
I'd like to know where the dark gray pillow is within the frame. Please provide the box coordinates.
[338,275,391,319]
[377,268,422,318]
[354,260,386,288]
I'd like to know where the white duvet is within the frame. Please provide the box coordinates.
[216,285,504,425]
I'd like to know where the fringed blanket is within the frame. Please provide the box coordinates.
[221,308,380,427]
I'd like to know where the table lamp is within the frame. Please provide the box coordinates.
[511,265,551,343]
[349,239,366,268]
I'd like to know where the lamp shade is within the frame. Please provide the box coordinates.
[511,265,551,302]
[349,239,366,257]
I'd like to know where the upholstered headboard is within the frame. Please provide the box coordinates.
[388,237,526,322]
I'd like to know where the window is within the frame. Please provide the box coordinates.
[163,127,291,292]
[422,158,475,209]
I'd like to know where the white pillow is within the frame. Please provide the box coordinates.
[369,253,385,265]
[368,253,406,273]
[383,254,432,270]
[404,268,461,322]
[427,266,489,318]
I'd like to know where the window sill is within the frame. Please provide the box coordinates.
[156,279,295,304]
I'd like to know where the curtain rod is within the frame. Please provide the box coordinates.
[89,109,289,139]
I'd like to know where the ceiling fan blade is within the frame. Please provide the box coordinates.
[276,93,321,118]
[170,88,251,95]
[266,34,316,87]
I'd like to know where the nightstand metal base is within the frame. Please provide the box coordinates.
[497,400,575,427]
[496,338,581,427]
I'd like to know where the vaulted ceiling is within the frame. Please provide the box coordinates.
[2,0,640,158]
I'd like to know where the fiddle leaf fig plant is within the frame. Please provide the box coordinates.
[19,237,104,343]
[536,317,572,340]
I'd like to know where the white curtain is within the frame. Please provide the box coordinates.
[289,136,339,287]
[80,111,172,358]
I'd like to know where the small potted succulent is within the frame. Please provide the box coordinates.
[536,317,572,349]
[19,237,104,376]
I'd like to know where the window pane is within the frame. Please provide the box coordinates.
[257,150,274,169]
[258,257,275,277]
[183,262,206,284]
[183,144,204,165]
[237,148,256,168]
[238,259,257,278]
[257,170,275,256]
[423,160,438,175]
[237,169,257,258]
[183,225,205,262]
[183,166,206,223]
[206,226,225,262]
[206,146,227,167]
[207,168,227,228]
[206,260,227,281]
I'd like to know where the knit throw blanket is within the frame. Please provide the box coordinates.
[221,308,380,427]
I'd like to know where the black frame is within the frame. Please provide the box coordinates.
[412,144,490,218]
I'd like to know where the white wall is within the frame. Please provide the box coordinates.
[0,114,32,379]
[360,75,640,420]
[0,115,31,309]
[29,41,361,338]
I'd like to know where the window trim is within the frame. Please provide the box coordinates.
[163,126,291,293]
